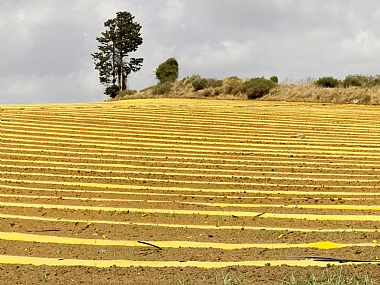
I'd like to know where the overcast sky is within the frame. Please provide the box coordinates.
[2,0,380,104]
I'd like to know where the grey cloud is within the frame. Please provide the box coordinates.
[2,1,379,104]
[7,23,87,76]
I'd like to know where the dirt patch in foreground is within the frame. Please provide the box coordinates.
[2,264,380,285]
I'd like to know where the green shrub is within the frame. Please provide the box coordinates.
[192,78,209,90]
[223,77,243,95]
[152,82,172,95]
[367,78,380,87]
[343,75,365,88]
[117,89,137,97]
[213,87,221,96]
[186,74,201,82]
[361,94,372,104]
[139,85,155,92]
[155,58,179,83]
[207,78,223,88]
[244,77,277,99]
[342,74,380,88]
[315,76,341,88]
[105,84,120,98]
[270,76,278,83]
[226,76,241,81]
[191,77,222,91]
[201,89,212,97]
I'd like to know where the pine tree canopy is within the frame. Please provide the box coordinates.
[91,11,143,97]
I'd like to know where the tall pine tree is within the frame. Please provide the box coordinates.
[92,11,143,97]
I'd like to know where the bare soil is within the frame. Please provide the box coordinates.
[1,99,380,284]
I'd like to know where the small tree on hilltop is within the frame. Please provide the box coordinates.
[156,58,179,83]
[270,76,278,83]
[92,11,143,97]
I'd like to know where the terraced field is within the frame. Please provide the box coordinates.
[1,98,380,284]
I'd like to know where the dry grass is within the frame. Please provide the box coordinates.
[260,84,380,105]
[282,267,380,285]
[108,76,379,105]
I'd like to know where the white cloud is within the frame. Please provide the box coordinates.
[193,40,253,69]
[1,59,103,104]
[158,0,184,28]
[16,9,26,21]
[375,7,380,18]
[335,31,380,62]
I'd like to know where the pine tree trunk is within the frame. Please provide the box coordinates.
[119,54,123,90]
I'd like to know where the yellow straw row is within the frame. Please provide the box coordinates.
[3,158,379,174]
[1,193,380,211]
[2,184,378,201]
[0,213,377,232]
[4,114,377,133]
[4,148,380,167]
[5,119,380,141]
[3,177,379,192]
[3,163,378,179]
[0,231,377,250]
[5,118,379,145]
[1,202,379,221]
[4,138,380,162]
[4,132,380,154]
[0,255,377,268]
[7,102,378,119]
[3,170,379,183]
[5,110,379,131]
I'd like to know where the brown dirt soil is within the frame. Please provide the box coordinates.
[1,99,380,284]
